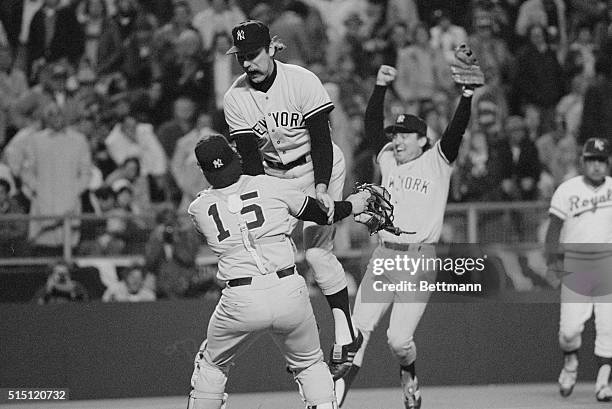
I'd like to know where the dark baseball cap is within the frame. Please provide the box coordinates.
[226,20,271,55]
[384,114,427,136]
[195,134,242,188]
[582,137,611,159]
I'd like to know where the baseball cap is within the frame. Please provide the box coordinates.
[384,114,427,136]
[582,137,611,159]
[195,134,242,188]
[226,20,271,55]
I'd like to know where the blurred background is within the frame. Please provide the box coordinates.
[0,0,611,401]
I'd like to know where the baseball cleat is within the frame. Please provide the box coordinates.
[401,370,421,409]
[334,364,360,407]
[596,384,612,402]
[329,331,363,381]
[559,366,578,397]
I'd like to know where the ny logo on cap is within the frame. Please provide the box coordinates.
[594,139,605,151]
[237,30,245,40]
[213,159,224,168]
[397,114,405,123]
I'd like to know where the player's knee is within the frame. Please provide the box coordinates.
[293,360,336,407]
[387,335,416,365]
[189,350,229,409]
[559,330,581,351]
[305,248,347,295]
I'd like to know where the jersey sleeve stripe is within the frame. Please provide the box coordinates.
[295,197,308,218]
[303,102,334,120]
[436,142,451,164]
[229,128,253,137]
[549,206,567,220]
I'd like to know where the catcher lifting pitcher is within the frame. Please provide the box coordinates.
[336,44,483,409]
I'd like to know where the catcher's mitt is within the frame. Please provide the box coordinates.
[450,44,485,88]
[353,183,415,236]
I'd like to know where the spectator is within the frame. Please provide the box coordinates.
[515,0,567,51]
[0,45,28,147]
[385,0,419,34]
[468,7,513,86]
[566,23,597,79]
[327,12,369,79]
[192,0,245,52]
[76,0,122,76]
[538,135,579,198]
[430,8,468,64]
[536,105,569,173]
[453,131,511,202]
[145,207,199,299]
[27,0,85,77]
[22,103,91,255]
[121,16,157,89]
[32,261,89,304]
[209,31,241,110]
[171,112,214,212]
[104,112,167,200]
[578,52,612,144]
[0,177,27,257]
[102,264,156,302]
[393,23,452,114]
[153,0,198,69]
[136,0,173,27]
[113,0,140,41]
[14,61,82,125]
[506,115,542,200]
[157,31,210,121]
[105,156,151,215]
[270,1,313,65]
[556,74,587,138]
[156,96,197,159]
[513,24,565,132]
[0,0,44,71]
[380,22,409,67]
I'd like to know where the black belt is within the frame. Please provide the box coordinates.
[265,154,309,170]
[226,266,296,287]
[382,242,423,252]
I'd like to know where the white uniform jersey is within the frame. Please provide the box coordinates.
[188,175,308,281]
[377,141,453,244]
[223,60,334,165]
[549,175,612,243]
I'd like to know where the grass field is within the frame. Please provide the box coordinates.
[1,383,608,409]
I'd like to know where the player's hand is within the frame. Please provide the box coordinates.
[545,265,562,289]
[376,65,397,86]
[346,190,371,215]
[315,184,334,223]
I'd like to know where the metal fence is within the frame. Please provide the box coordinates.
[0,201,551,267]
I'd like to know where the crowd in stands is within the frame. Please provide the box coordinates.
[0,0,611,300]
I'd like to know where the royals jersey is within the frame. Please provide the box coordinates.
[188,175,308,280]
[377,142,453,244]
[223,61,334,165]
[550,176,612,243]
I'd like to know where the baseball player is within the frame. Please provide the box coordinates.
[223,20,362,378]
[546,137,612,402]
[186,134,370,409]
[336,47,481,409]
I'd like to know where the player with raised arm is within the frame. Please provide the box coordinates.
[335,46,482,408]
[546,137,612,402]
[223,20,362,378]
[186,134,371,409]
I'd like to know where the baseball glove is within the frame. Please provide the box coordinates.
[450,44,485,88]
[353,183,415,236]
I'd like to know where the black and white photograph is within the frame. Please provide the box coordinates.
[1,0,612,408]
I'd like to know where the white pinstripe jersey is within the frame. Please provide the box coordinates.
[549,176,612,243]
[223,61,334,165]
[376,142,453,244]
[188,175,308,280]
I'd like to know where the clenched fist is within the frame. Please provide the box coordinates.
[376,65,397,86]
